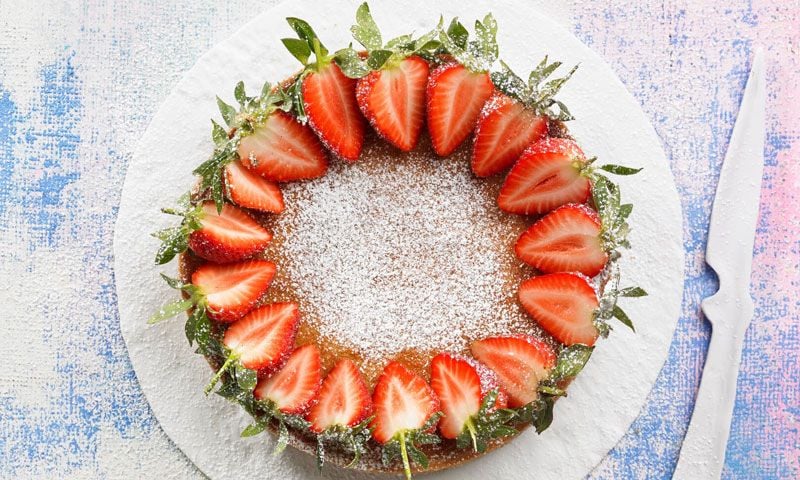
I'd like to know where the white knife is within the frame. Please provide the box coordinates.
[672,48,766,479]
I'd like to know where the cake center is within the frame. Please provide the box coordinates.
[273,138,534,362]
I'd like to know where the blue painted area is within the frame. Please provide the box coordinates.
[27,54,82,247]
[0,89,21,217]
[0,51,156,477]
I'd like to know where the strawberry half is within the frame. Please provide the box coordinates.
[254,344,322,414]
[224,161,285,213]
[307,358,373,433]
[371,361,439,444]
[191,259,276,322]
[222,302,300,371]
[473,57,577,178]
[237,110,328,182]
[430,353,481,439]
[498,137,591,216]
[356,55,429,152]
[426,62,493,156]
[371,361,440,478]
[518,273,600,346]
[470,336,556,408]
[430,16,499,157]
[302,64,365,161]
[187,201,272,263]
[471,93,547,177]
[429,353,515,451]
[515,203,608,276]
[282,17,365,161]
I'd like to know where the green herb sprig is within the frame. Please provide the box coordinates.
[334,3,440,78]
[241,399,312,455]
[381,412,442,480]
[491,56,578,121]
[454,389,518,453]
[314,417,374,470]
[438,14,498,72]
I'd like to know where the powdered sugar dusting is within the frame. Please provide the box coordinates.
[272,138,539,361]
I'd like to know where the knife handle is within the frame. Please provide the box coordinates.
[672,293,752,479]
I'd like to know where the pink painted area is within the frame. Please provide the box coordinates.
[748,1,800,474]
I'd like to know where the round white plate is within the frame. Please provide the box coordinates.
[114,0,684,478]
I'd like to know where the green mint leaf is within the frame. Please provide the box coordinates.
[386,33,413,49]
[334,47,370,78]
[281,37,311,64]
[618,203,634,221]
[351,2,382,50]
[599,164,643,175]
[274,420,290,455]
[491,61,527,97]
[148,298,194,324]
[159,273,184,290]
[492,425,518,438]
[185,305,210,347]
[612,305,635,331]
[241,421,267,438]
[619,286,648,297]
[286,17,319,47]
[233,81,246,106]
[552,344,594,381]
[367,49,393,70]
[406,443,428,469]
[591,175,612,218]
[234,365,258,392]
[473,13,498,64]
[530,56,561,84]
[216,96,236,127]
[533,397,555,434]
[552,100,574,121]
[260,81,272,101]
[153,226,188,265]
[446,18,469,49]
[211,119,228,146]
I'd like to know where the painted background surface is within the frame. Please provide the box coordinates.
[0,1,797,478]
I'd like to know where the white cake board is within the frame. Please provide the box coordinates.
[114,0,684,478]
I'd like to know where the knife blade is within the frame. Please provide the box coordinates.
[672,48,766,479]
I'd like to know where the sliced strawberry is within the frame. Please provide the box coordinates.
[187,202,272,263]
[515,204,608,276]
[222,302,300,371]
[470,336,556,408]
[426,62,494,156]
[303,63,365,161]
[467,355,509,410]
[518,273,600,346]
[237,110,328,182]
[498,137,591,215]
[307,358,373,433]
[191,259,275,322]
[471,93,548,177]
[254,344,321,414]
[224,161,285,214]
[429,353,482,439]
[370,361,440,444]
[356,55,429,152]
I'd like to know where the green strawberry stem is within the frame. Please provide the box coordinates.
[205,351,240,395]
[398,430,412,480]
[312,37,328,70]
[464,416,479,452]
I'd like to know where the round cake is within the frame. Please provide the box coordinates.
[149,4,645,478]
